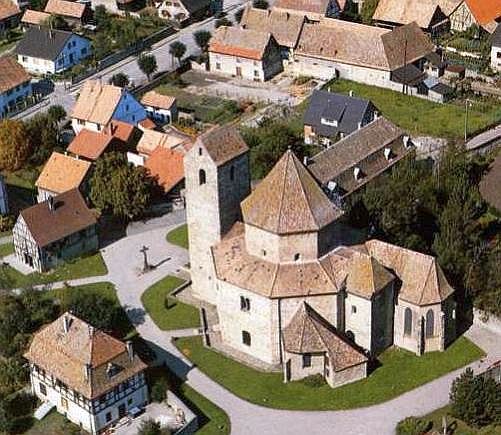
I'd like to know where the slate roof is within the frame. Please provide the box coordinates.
[282,303,367,370]
[15,27,78,61]
[391,64,426,86]
[72,80,123,126]
[240,6,306,48]
[492,24,501,48]
[274,0,342,15]
[20,189,96,248]
[479,153,501,212]
[308,117,412,197]
[304,90,373,138]
[210,26,275,61]
[0,0,19,21]
[24,313,147,400]
[0,56,30,94]
[21,9,50,25]
[141,91,176,110]
[44,0,86,19]
[241,150,343,235]
[35,152,91,194]
[196,125,248,166]
[373,0,445,29]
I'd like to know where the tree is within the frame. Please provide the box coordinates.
[193,30,211,52]
[450,368,501,428]
[360,0,380,24]
[150,378,168,403]
[109,72,130,88]
[41,14,67,30]
[94,5,111,31]
[0,120,31,171]
[25,112,60,165]
[137,419,163,435]
[137,53,158,81]
[396,417,431,435]
[215,17,233,28]
[169,41,186,68]
[90,152,153,220]
[47,105,66,125]
[252,0,269,9]
[92,32,112,60]
[0,358,28,397]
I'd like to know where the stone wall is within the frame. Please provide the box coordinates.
[283,351,326,381]
[330,362,367,388]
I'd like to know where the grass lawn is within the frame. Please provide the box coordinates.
[175,336,485,411]
[324,79,501,140]
[166,224,188,249]
[141,275,200,330]
[0,242,14,257]
[23,410,81,435]
[420,405,501,435]
[1,252,107,289]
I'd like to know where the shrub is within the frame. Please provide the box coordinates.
[301,374,325,388]
[396,417,431,435]
[0,215,14,233]
[150,378,169,403]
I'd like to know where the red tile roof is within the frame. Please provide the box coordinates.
[67,129,118,161]
[465,0,501,26]
[145,147,185,193]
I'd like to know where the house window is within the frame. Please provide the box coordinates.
[254,70,259,77]
[105,412,112,422]
[404,308,412,336]
[39,383,47,396]
[240,296,250,312]
[261,249,266,257]
[216,62,221,70]
[61,397,68,410]
[351,305,357,314]
[128,398,133,405]
[230,165,235,181]
[199,169,206,185]
[302,353,312,368]
[425,309,434,338]
[242,330,251,346]
[198,147,202,156]
[294,253,300,261]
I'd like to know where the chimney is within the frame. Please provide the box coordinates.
[63,315,71,333]
[349,90,354,97]
[48,196,55,212]
[126,341,134,361]
[84,363,92,382]
[357,121,362,130]
[88,325,94,337]
[303,156,309,166]
[384,147,392,160]
[403,135,411,148]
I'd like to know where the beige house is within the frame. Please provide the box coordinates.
[208,26,284,82]
[491,25,501,71]
[185,129,456,387]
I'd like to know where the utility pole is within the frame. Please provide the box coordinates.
[464,98,471,142]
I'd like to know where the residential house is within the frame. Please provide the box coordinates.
[307,116,414,199]
[71,80,147,134]
[208,26,283,82]
[13,189,98,272]
[141,91,178,125]
[44,0,92,26]
[21,9,51,28]
[480,153,501,212]
[15,27,91,74]
[303,90,377,146]
[274,0,344,21]
[67,127,129,162]
[449,0,501,33]
[24,313,148,434]
[293,20,438,96]
[35,151,92,202]
[491,24,501,72]
[0,0,20,37]
[240,6,306,61]
[0,55,32,119]
[145,147,186,198]
[373,0,449,34]
[157,0,211,23]
[185,129,456,386]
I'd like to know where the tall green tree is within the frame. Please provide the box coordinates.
[109,72,130,88]
[169,41,186,67]
[193,30,212,52]
[0,120,31,171]
[137,53,158,81]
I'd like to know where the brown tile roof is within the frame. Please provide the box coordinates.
[209,26,274,60]
[67,129,119,161]
[109,120,138,143]
[20,189,96,247]
[137,127,193,156]
[0,0,19,21]
[145,147,185,193]
[365,239,454,306]
[140,91,176,110]
[438,0,462,15]
[465,0,501,28]
[381,22,435,70]
[480,153,501,212]
[282,303,367,370]
[373,0,444,29]
[240,6,305,48]
[308,117,412,198]
[24,313,147,400]
[242,150,343,235]
[274,0,337,15]
[138,118,157,130]
[44,0,86,19]
[35,151,91,194]
[0,56,30,94]
[196,125,248,166]
[71,80,123,126]
[21,9,50,25]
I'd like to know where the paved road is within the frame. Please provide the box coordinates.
[29,211,499,435]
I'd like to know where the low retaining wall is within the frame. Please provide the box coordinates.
[473,309,501,335]
[168,391,198,435]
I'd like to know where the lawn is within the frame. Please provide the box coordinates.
[419,405,501,435]
[166,224,188,249]
[23,410,81,435]
[1,252,108,289]
[0,242,14,257]
[141,275,200,330]
[175,336,485,411]
[323,79,501,140]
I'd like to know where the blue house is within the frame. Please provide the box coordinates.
[71,80,148,134]
[0,56,33,119]
[15,27,91,75]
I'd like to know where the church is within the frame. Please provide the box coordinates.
[184,125,457,388]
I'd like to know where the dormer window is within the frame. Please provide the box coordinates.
[294,253,301,261]
[353,166,362,181]
[403,135,411,148]
[106,363,122,378]
[321,117,338,127]
[327,180,337,192]
[384,147,393,160]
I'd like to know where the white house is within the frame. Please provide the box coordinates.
[24,312,148,434]
[208,26,284,82]
[15,27,91,75]
[157,0,211,23]
[0,55,32,119]
[71,80,148,134]
[140,90,178,125]
[491,25,501,72]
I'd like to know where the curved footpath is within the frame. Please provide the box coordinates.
[43,212,501,435]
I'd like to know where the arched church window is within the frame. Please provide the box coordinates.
[404,308,412,335]
[199,169,206,185]
[425,309,434,338]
